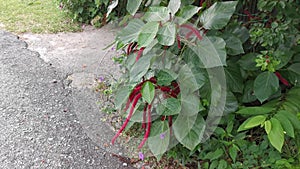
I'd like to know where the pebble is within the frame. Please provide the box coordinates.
[122,163,128,167]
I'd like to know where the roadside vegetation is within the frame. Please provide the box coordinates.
[0,0,81,33]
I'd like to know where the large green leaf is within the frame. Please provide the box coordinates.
[129,53,154,82]
[143,7,170,22]
[167,0,181,15]
[174,115,206,150]
[238,53,260,71]
[278,110,300,130]
[238,115,266,132]
[222,33,244,56]
[126,0,142,16]
[178,64,199,93]
[268,118,284,152]
[177,5,201,24]
[254,71,279,103]
[138,22,159,47]
[200,1,238,30]
[148,121,170,160]
[188,36,227,68]
[274,113,295,138]
[156,69,177,86]
[180,93,201,116]
[157,98,181,116]
[288,63,300,75]
[242,80,257,103]
[224,91,238,114]
[157,23,176,46]
[236,107,274,115]
[225,63,244,93]
[114,85,131,110]
[141,81,155,104]
[226,24,249,43]
[117,19,144,43]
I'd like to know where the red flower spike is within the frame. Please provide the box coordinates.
[142,103,148,129]
[180,24,203,40]
[149,77,157,84]
[136,47,145,62]
[275,72,290,87]
[185,31,194,39]
[138,104,152,149]
[127,43,133,55]
[112,93,142,145]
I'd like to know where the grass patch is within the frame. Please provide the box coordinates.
[0,0,82,33]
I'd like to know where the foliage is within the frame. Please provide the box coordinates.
[110,0,300,167]
[57,0,128,26]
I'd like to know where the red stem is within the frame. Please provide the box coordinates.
[127,43,133,55]
[112,93,142,144]
[180,24,203,40]
[138,104,152,149]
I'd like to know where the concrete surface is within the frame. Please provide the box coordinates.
[0,26,134,168]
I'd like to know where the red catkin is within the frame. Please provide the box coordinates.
[127,43,133,55]
[136,47,145,61]
[111,93,142,145]
[138,104,152,149]
[142,103,148,129]
[185,31,194,39]
[275,72,290,87]
[180,24,203,40]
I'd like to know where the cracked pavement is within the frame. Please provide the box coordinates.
[0,30,134,168]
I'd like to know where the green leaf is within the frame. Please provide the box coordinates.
[200,1,238,30]
[277,110,300,130]
[288,63,300,75]
[177,5,201,24]
[238,115,266,132]
[174,115,205,150]
[238,53,260,71]
[274,113,294,138]
[188,36,226,68]
[236,107,274,115]
[141,81,155,104]
[254,71,279,103]
[224,91,238,114]
[117,19,144,44]
[129,53,154,82]
[115,85,131,110]
[157,98,181,116]
[138,22,159,47]
[229,145,238,163]
[156,69,177,86]
[148,121,170,160]
[126,0,142,16]
[264,120,272,134]
[225,63,244,93]
[143,7,170,22]
[204,148,224,161]
[226,24,249,43]
[268,118,284,152]
[157,23,176,46]
[178,64,199,93]
[222,33,244,56]
[180,93,200,116]
[242,80,257,103]
[168,0,181,15]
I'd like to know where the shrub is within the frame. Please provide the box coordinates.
[57,0,128,26]
[111,0,300,168]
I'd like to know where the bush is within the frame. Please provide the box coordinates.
[57,0,128,26]
[110,0,300,168]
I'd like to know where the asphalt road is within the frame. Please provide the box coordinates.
[0,31,133,168]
